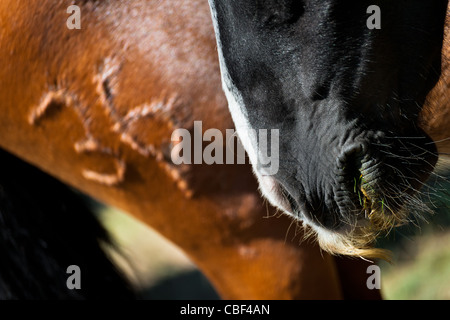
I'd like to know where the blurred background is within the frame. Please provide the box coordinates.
[94,168,450,300]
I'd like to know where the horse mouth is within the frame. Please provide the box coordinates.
[316,139,437,260]
[266,133,439,261]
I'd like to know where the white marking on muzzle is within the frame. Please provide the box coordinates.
[208,2,291,218]
[207,1,259,167]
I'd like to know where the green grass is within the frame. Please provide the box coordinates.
[381,232,450,300]
[97,205,220,299]
[97,206,196,289]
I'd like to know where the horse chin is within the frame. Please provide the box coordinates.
[303,201,415,262]
[255,172,401,261]
[305,222,392,262]
[255,174,293,215]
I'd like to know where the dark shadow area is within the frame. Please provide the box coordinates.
[139,270,220,300]
[0,149,135,299]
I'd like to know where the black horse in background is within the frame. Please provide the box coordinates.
[0,149,135,299]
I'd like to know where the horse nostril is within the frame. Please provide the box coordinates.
[333,142,377,223]
[336,142,372,206]
[337,142,367,172]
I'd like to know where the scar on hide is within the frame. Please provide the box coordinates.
[94,57,122,119]
[29,88,127,187]
[92,57,196,196]
[112,95,179,157]
[161,161,194,199]
[28,89,74,125]
[93,57,159,155]
[74,138,126,187]
[117,102,196,198]
[128,100,196,199]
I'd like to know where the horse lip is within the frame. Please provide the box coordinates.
[334,215,372,235]
[276,181,315,222]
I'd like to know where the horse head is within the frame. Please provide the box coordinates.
[208,0,449,258]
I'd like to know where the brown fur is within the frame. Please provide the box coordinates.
[421,6,450,155]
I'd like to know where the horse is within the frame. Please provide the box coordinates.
[208,0,450,259]
[0,0,447,299]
